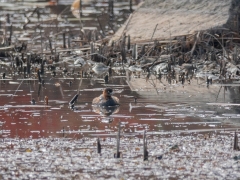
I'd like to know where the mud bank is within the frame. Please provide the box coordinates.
[112,0,240,42]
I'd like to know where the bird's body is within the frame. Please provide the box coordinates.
[92,88,119,107]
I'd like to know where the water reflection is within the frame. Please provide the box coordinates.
[92,105,119,117]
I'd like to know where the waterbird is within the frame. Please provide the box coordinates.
[92,63,109,75]
[92,88,120,116]
[92,88,119,107]
[128,65,142,72]
[74,57,85,66]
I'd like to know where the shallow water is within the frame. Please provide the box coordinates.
[1,67,240,139]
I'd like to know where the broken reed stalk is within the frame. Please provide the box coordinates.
[79,0,82,17]
[63,33,66,48]
[132,44,135,59]
[190,31,200,56]
[9,24,12,45]
[49,38,53,54]
[140,44,145,56]
[217,84,223,98]
[97,16,105,37]
[23,66,27,78]
[127,35,130,50]
[234,131,239,150]
[27,54,31,75]
[97,137,101,154]
[151,24,158,41]
[78,0,83,29]
[6,14,10,24]
[216,80,223,102]
[90,42,94,60]
[37,84,41,98]
[108,0,114,21]
[132,44,138,60]
[135,44,138,60]
[143,130,148,161]
[12,80,24,99]
[121,35,126,63]
[114,121,121,158]
[69,94,79,106]
[129,0,133,12]
[68,32,71,49]
[40,25,43,61]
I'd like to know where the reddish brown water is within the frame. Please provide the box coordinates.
[0,68,238,139]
